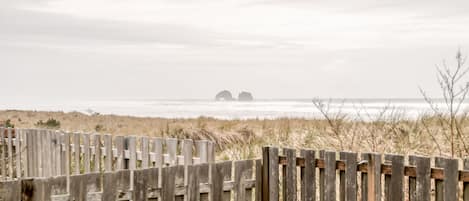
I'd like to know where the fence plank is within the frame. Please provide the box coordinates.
[319,150,325,201]
[196,140,208,164]
[115,136,124,170]
[340,152,357,201]
[162,166,183,201]
[153,138,163,168]
[262,146,279,201]
[83,134,91,173]
[301,149,316,201]
[133,167,159,200]
[7,128,13,179]
[141,137,149,168]
[186,164,201,201]
[166,138,178,166]
[128,136,137,170]
[104,134,112,172]
[364,153,381,201]
[60,132,66,176]
[1,127,6,180]
[384,154,404,201]
[435,157,458,201]
[324,151,336,201]
[256,159,263,201]
[183,139,193,186]
[63,132,71,193]
[16,129,22,178]
[26,129,33,177]
[93,134,101,172]
[210,161,232,201]
[103,169,131,200]
[73,133,81,174]
[54,131,62,176]
[464,158,469,201]
[283,148,297,201]
[43,130,51,177]
[234,160,254,201]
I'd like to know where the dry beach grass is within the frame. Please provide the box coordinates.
[1,109,466,160]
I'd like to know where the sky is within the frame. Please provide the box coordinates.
[2,0,469,100]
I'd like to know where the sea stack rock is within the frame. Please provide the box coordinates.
[238,91,254,101]
[215,90,234,101]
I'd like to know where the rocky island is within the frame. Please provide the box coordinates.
[215,90,254,101]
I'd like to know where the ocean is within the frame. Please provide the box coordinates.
[0,98,464,120]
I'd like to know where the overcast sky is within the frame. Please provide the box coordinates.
[2,0,469,100]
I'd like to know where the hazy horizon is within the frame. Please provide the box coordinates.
[3,0,469,100]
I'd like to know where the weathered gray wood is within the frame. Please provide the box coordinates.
[7,128,13,179]
[26,129,33,177]
[186,164,201,201]
[49,131,56,177]
[128,136,137,170]
[198,163,210,201]
[166,138,178,166]
[282,148,296,201]
[210,161,232,201]
[73,133,81,174]
[141,136,149,168]
[435,157,458,201]
[207,141,215,163]
[0,128,5,180]
[465,158,469,201]
[115,136,124,170]
[83,134,91,173]
[301,149,315,201]
[384,154,404,201]
[256,159,263,201]
[133,167,159,201]
[262,146,278,201]
[60,132,66,176]
[93,134,101,173]
[16,129,22,178]
[0,180,21,200]
[360,154,368,201]
[324,151,336,201]
[367,153,381,201]
[340,152,357,201]
[161,166,184,201]
[196,140,208,163]
[153,137,164,189]
[63,132,71,193]
[104,134,112,171]
[407,156,431,201]
[183,139,193,185]
[54,131,62,176]
[234,160,254,201]
[69,173,101,201]
[103,169,131,200]
[153,138,163,168]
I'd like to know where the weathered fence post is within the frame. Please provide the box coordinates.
[464,158,469,201]
[301,149,316,201]
[262,146,278,201]
[384,154,404,201]
[340,152,357,201]
[408,155,431,201]
[435,157,458,201]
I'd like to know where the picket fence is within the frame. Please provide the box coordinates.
[0,128,214,180]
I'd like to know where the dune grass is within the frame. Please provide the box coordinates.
[0,109,465,160]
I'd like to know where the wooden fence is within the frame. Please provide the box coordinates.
[4,141,469,200]
[262,146,469,201]
[0,159,261,201]
[0,128,214,180]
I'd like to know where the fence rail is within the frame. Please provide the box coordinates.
[0,128,214,180]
